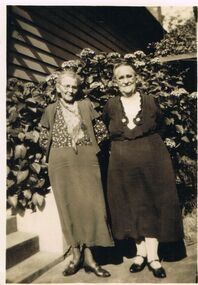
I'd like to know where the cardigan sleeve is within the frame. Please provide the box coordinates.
[153,97,166,139]
[88,99,101,120]
[40,108,50,129]
[102,100,110,126]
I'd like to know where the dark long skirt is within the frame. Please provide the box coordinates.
[107,133,184,242]
[48,145,114,247]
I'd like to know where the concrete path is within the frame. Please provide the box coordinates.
[34,243,197,283]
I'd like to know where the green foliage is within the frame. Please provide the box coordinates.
[7,45,197,212]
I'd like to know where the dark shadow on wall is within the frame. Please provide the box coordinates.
[76,6,165,52]
[7,6,165,82]
[7,9,62,82]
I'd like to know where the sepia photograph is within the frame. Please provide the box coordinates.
[2,2,197,284]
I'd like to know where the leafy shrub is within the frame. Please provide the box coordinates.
[183,205,197,245]
[7,37,197,212]
[7,79,51,211]
[7,15,197,213]
[150,18,197,56]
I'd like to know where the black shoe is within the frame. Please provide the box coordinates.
[63,260,82,276]
[147,260,166,278]
[84,263,111,277]
[63,250,84,277]
[130,255,147,273]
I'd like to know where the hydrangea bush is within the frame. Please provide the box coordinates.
[7,46,196,212]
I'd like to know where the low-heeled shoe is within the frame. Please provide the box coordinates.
[84,263,111,277]
[147,260,166,278]
[63,260,82,276]
[63,252,84,277]
[130,256,147,273]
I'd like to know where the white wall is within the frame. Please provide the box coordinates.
[16,191,67,253]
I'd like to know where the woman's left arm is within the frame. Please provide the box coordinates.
[102,100,110,126]
[153,97,167,139]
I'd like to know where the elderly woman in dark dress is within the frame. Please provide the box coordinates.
[39,70,114,277]
[103,63,184,278]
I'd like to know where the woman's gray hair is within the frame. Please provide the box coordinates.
[113,62,136,77]
[56,70,82,86]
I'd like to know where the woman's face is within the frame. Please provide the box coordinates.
[57,75,78,103]
[114,65,136,97]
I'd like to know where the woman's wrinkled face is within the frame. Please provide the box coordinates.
[57,75,78,103]
[114,65,136,97]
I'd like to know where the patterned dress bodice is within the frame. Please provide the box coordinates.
[51,102,92,148]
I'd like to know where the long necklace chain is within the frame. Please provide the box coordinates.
[59,98,79,116]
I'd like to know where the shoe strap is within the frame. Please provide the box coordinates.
[148,259,160,264]
[68,261,75,268]
[136,255,146,258]
[148,260,162,269]
[134,255,146,262]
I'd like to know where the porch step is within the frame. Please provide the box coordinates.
[6,231,39,269]
[6,251,63,283]
[6,216,17,235]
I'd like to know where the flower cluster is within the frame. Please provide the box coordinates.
[93,53,106,62]
[171,88,189,97]
[164,138,176,148]
[45,71,60,82]
[78,48,96,59]
[61,59,82,72]
[107,52,121,59]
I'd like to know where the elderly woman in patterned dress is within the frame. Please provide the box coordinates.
[39,70,114,277]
